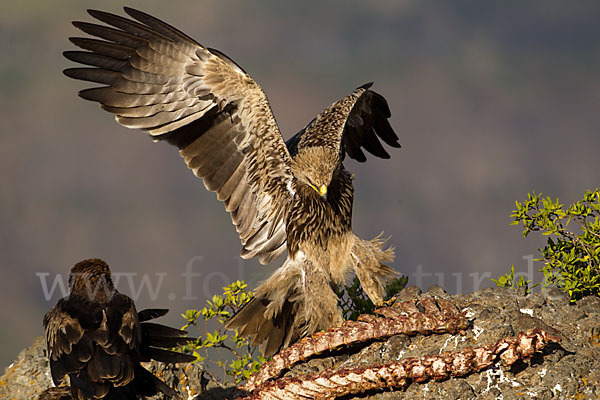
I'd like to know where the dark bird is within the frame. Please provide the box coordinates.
[63,8,401,357]
[43,259,195,400]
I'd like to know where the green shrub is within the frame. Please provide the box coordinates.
[180,280,266,385]
[491,264,538,294]
[334,275,408,321]
[498,189,600,302]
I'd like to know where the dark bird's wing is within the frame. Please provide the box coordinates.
[288,83,400,161]
[137,308,168,322]
[43,297,99,387]
[64,7,295,264]
[137,309,196,364]
[44,293,141,399]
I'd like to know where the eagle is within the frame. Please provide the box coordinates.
[63,8,401,357]
[43,259,195,399]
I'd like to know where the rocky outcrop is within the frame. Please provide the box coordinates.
[3,286,600,399]
[236,286,599,399]
[1,336,51,400]
[1,336,207,400]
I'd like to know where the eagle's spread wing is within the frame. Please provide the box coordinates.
[64,7,294,264]
[287,83,400,161]
[43,293,140,399]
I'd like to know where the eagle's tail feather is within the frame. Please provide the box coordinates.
[129,365,179,399]
[226,256,341,357]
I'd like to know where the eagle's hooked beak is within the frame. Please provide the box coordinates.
[319,185,327,199]
[308,183,327,199]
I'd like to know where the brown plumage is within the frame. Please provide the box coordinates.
[63,8,401,357]
[38,387,72,400]
[43,259,195,400]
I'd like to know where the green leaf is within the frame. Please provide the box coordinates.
[508,189,600,302]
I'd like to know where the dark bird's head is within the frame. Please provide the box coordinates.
[68,258,115,303]
[291,147,340,200]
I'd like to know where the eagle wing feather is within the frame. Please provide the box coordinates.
[64,7,294,264]
[288,83,400,161]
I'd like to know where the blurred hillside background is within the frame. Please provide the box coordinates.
[1,0,599,368]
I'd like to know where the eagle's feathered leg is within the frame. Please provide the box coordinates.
[226,255,342,358]
[351,234,396,304]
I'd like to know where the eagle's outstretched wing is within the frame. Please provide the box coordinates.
[286,83,400,161]
[64,7,294,264]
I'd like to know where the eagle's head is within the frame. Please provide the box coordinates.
[68,258,115,302]
[291,146,340,200]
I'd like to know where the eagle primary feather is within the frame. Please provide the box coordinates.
[64,8,401,357]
